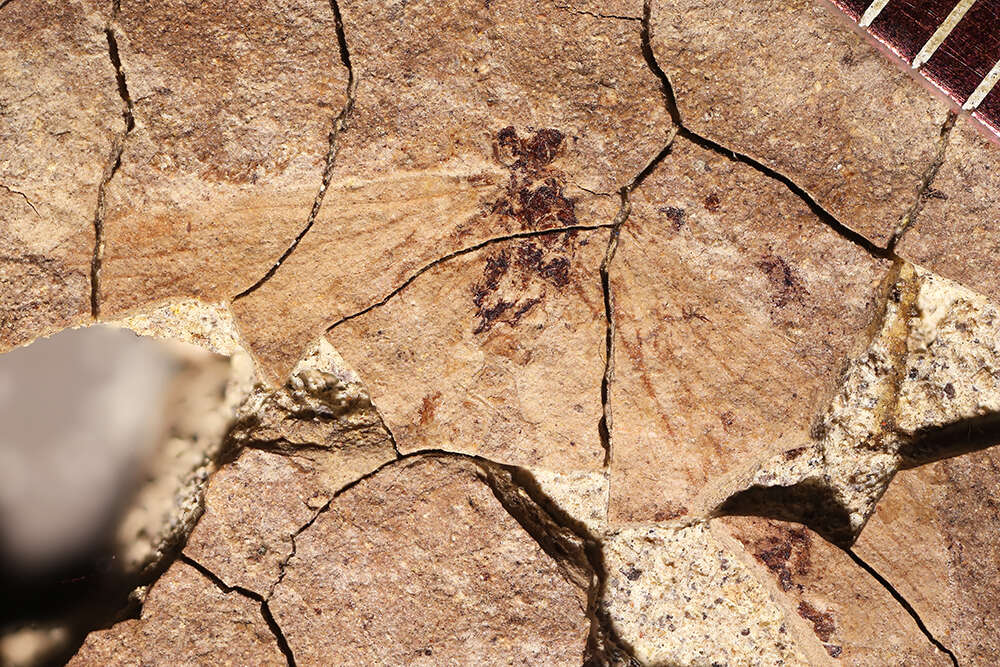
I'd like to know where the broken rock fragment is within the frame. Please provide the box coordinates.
[328,229,608,472]
[232,0,669,381]
[855,446,1000,665]
[0,0,120,350]
[269,455,591,664]
[98,0,350,317]
[182,448,336,596]
[721,263,1000,541]
[68,561,285,666]
[609,136,889,524]
[650,0,952,245]
[183,338,396,593]
[897,119,1000,304]
[601,518,952,665]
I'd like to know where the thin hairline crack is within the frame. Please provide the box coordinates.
[232,0,356,301]
[640,0,891,261]
[91,5,136,319]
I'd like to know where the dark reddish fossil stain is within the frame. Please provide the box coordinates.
[468,127,582,335]
[471,235,577,335]
[797,600,837,643]
[750,523,812,592]
[757,253,808,309]
[783,446,809,461]
[418,391,442,426]
[495,125,565,172]
[703,192,721,212]
[660,206,686,230]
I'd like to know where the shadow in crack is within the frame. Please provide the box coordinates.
[714,479,857,548]
[899,412,1000,470]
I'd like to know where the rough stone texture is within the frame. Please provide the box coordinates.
[98,0,350,317]
[650,0,952,245]
[68,561,284,666]
[531,469,609,534]
[4,1,1000,665]
[0,0,119,351]
[181,448,329,595]
[609,136,889,524]
[601,523,809,665]
[601,518,949,665]
[897,119,1000,304]
[269,455,591,665]
[718,516,952,665]
[724,264,1000,541]
[855,447,1000,665]
[328,229,608,472]
[112,300,244,357]
[231,0,669,382]
[183,339,396,594]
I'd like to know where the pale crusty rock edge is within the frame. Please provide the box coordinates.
[3,0,1000,664]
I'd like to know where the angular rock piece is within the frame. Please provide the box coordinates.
[69,561,284,666]
[98,0,350,316]
[650,0,952,245]
[328,229,608,472]
[602,523,809,665]
[609,136,889,524]
[717,516,953,665]
[269,455,590,664]
[720,264,1000,540]
[182,448,334,595]
[897,120,1000,304]
[184,339,396,593]
[0,0,120,350]
[601,519,952,665]
[232,0,669,382]
[855,447,1000,665]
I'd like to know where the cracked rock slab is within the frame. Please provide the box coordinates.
[721,263,1000,541]
[98,0,350,317]
[897,119,1000,305]
[328,229,608,472]
[855,446,1000,665]
[68,560,285,666]
[650,0,952,245]
[0,0,119,350]
[182,448,334,596]
[608,135,889,524]
[602,518,952,665]
[231,0,669,382]
[269,455,591,664]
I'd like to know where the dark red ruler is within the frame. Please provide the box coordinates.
[828,0,1000,138]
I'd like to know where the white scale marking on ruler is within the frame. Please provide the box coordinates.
[912,0,978,68]
[859,0,891,27]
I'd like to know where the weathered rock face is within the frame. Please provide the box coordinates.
[98,0,350,318]
[231,0,668,382]
[601,518,952,665]
[268,455,591,664]
[0,0,119,350]
[608,136,889,524]
[649,0,952,245]
[722,264,1000,543]
[855,447,1000,665]
[6,0,1000,665]
[328,228,609,472]
[68,561,285,666]
[897,119,1000,304]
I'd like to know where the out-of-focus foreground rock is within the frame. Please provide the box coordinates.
[2,0,1000,664]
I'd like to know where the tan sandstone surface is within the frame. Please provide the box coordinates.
[2,0,1000,664]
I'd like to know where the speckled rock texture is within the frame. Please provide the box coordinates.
[267,455,591,664]
[68,561,286,666]
[3,0,1000,664]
